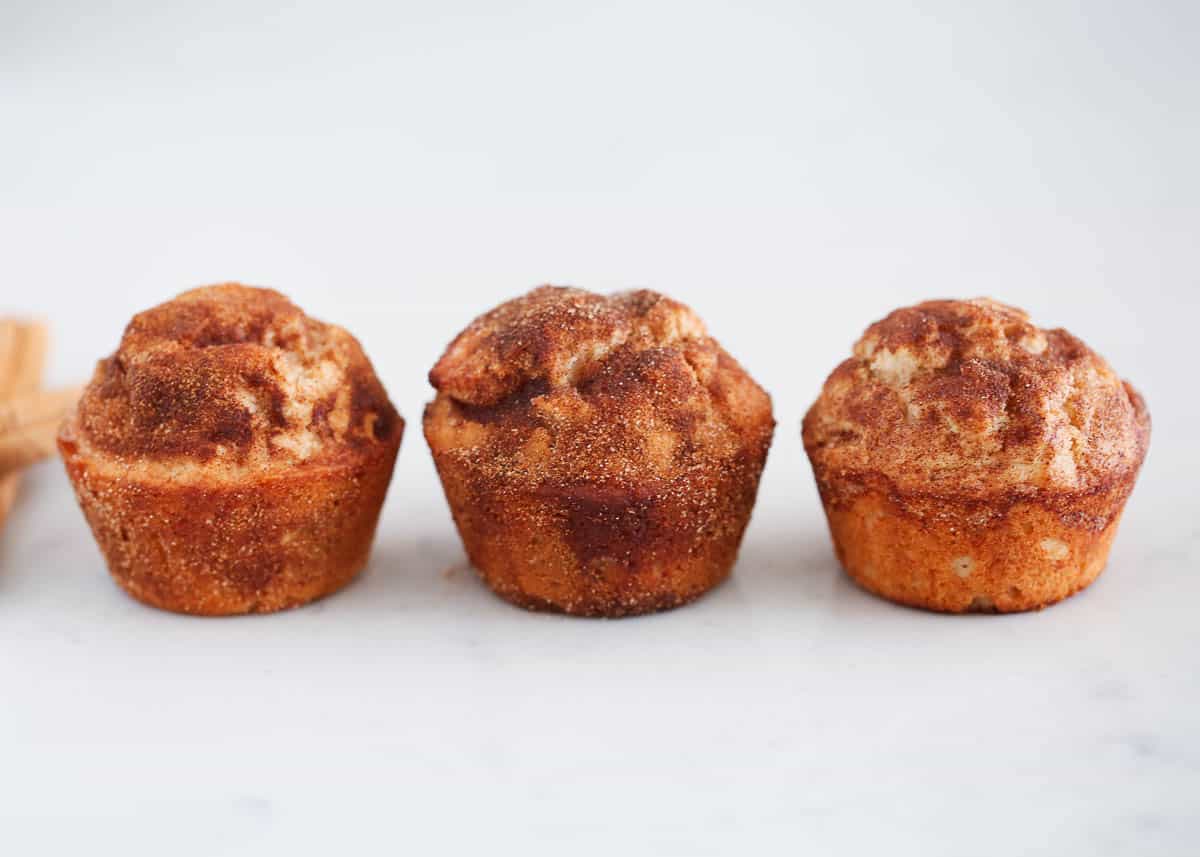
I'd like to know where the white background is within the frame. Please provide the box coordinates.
[2,2,1197,855]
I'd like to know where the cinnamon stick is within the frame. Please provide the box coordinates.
[0,320,48,531]
[0,386,82,478]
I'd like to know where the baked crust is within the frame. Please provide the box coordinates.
[425,286,774,616]
[803,298,1150,613]
[75,284,399,465]
[59,284,403,615]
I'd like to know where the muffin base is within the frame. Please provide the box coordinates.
[430,453,764,617]
[820,485,1133,613]
[59,433,400,616]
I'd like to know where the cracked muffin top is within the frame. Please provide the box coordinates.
[803,298,1149,497]
[69,284,402,469]
[425,286,774,489]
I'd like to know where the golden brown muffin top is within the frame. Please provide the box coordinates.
[426,286,774,489]
[71,284,401,467]
[803,298,1150,498]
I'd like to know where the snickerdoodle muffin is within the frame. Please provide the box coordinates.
[58,284,403,615]
[803,298,1149,613]
[425,286,774,617]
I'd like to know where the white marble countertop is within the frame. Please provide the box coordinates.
[3,2,1197,854]
[3,373,1195,855]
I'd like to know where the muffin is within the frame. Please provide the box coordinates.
[425,286,774,617]
[58,284,403,615]
[803,298,1150,613]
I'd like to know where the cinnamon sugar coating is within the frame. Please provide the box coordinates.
[426,286,774,617]
[804,298,1148,499]
[60,284,403,615]
[803,298,1150,613]
[75,284,399,467]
